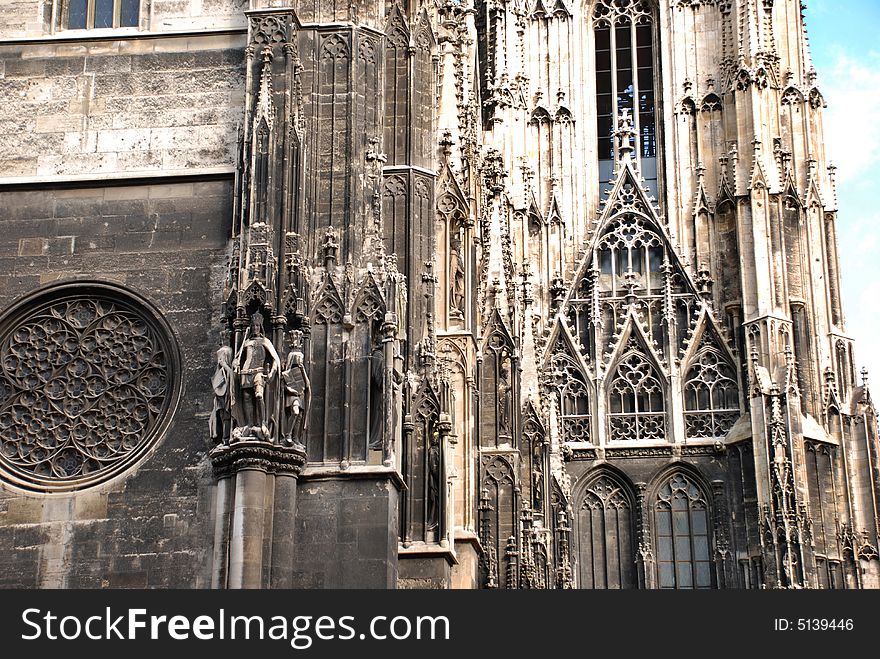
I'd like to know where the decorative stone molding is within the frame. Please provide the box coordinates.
[209,440,307,480]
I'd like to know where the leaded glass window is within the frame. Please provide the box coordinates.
[548,347,591,443]
[593,0,659,195]
[654,473,713,589]
[576,473,636,589]
[607,342,665,441]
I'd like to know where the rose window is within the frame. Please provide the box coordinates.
[0,285,177,491]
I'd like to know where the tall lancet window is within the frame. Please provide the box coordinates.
[593,0,658,196]
[654,473,714,589]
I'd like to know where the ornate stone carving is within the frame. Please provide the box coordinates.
[449,232,466,317]
[210,441,306,480]
[280,340,310,449]
[232,311,281,442]
[209,345,234,445]
[0,286,177,491]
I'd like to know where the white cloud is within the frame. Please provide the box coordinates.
[847,279,880,383]
[821,51,880,186]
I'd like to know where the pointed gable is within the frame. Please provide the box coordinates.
[606,311,667,378]
[436,162,468,221]
[353,271,386,323]
[313,273,344,324]
[385,2,410,46]
[414,8,437,54]
[546,191,564,226]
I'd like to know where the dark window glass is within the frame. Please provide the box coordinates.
[577,475,636,589]
[595,7,658,185]
[656,475,713,589]
[68,0,88,29]
[120,0,140,27]
[94,0,114,28]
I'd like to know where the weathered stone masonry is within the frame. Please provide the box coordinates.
[0,1,877,590]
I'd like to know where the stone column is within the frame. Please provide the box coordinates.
[210,442,307,589]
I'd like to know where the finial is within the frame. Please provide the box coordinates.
[615,108,636,163]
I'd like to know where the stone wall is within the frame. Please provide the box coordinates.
[292,474,400,589]
[0,178,231,587]
[0,1,248,39]
[0,34,245,180]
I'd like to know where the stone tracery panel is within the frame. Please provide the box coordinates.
[608,340,665,441]
[0,284,178,492]
[683,341,739,439]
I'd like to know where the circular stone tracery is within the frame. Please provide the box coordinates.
[0,285,178,492]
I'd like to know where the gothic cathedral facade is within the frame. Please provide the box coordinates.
[0,1,877,590]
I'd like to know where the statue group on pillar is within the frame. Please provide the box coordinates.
[209,310,310,449]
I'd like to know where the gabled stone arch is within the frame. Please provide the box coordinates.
[527,192,545,233]
[402,379,443,544]
[480,310,518,449]
[437,164,470,324]
[311,275,344,325]
[606,328,667,442]
[681,312,741,439]
[352,273,386,324]
[479,453,519,588]
[543,322,593,444]
[413,7,436,54]
[521,400,549,512]
[563,164,701,372]
[307,273,346,462]
[384,2,410,48]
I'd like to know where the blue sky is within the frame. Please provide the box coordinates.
[806,0,880,391]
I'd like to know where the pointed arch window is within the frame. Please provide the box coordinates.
[549,349,592,443]
[654,473,714,589]
[608,343,665,441]
[576,473,636,589]
[683,345,740,439]
[593,0,659,195]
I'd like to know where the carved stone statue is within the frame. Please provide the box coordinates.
[281,347,310,448]
[209,345,234,444]
[232,311,281,441]
[533,468,544,509]
[368,340,385,450]
[426,428,441,531]
[498,363,512,436]
[449,234,465,316]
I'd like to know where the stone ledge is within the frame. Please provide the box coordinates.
[398,542,458,566]
[300,464,406,491]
